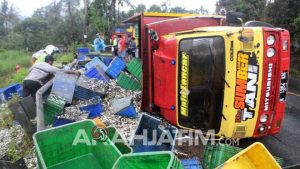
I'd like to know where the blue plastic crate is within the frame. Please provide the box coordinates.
[0,89,5,102]
[80,103,103,119]
[74,76,106,100]
[74,86,105,100]
[117,106,137,118]
[85,66,110,82]
[17,86,23,97]
[77,47,90,56]
[106,57,126,79]
[101,57,113,66]
[78,55,88,61]
[131,113,178,153]
[3,83,22,100]
[51,72,78,103]
[85,57,108,71]
[53,117,75,127]
[181,158,203,169]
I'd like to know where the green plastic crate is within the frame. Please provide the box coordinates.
[44,94,66,126]
[203,143,283,169]
[116,73,142,91]
[203,144,242,169]
[112,151,184,169]
[107,126,132,154]
[126,58,142,81]
[33,120,130,169]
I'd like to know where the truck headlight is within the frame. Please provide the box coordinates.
[260,114,268,123]
[283,40,288,51]
[267,48,275,58]
[267,35,275,46]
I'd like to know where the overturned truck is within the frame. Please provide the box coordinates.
[124,12,290,138]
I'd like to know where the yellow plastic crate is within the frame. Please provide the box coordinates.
[216,142,281,169]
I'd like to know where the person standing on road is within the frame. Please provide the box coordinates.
[93,33,106,52]
[23,55,80,99]
[113,35,121,56]
[130,37,137,58]
[118,35,126,58]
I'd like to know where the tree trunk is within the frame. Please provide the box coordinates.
[67,1,75,42]
[109,0,117,27]
[84,0,89,45]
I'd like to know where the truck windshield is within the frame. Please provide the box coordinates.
[178,36,225,132]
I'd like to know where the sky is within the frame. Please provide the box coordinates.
[9,0,218,17]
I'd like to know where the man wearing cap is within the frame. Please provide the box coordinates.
[23,55,80,99]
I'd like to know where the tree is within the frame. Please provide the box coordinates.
[127,9,135,17]
[192,6,209,15]
[215,0,267,21]
[170,7,189,14]
[0,0,19,36]
[161,0,171,12]
[148,5,162,12]
[61,0,82,43]
[16,17,49,50]
[135,4,146,13]
[267,0,300,52]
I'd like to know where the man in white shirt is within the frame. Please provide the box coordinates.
[23,55,79,98]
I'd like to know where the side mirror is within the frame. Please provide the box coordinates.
[226,12,246,24]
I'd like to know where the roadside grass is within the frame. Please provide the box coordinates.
[0,51,74,88]
[55,52,74,64]
[0,68,28,88]
[0,50,31,75]
[0,50,31,88]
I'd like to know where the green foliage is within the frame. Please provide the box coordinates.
[55,53,74,64]
[216,0,267,21]
[6,126,34,162]
[0,108,13,129]
[0,68,28,88]
[170,7,189,13]
[0,32,25,50]
[135,4,146,13]
[267,0,300,52]
[293,17,300,44]
[148,5,162,12]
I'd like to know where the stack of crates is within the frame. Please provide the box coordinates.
[85,65,110,82]
[101,57,113,66]
[131,113,178,153]
[126,58,142,81]
[112,151,184,169]
[85,57,108,71]
[44,94,66,126]
[116,73,141,91]
[106,57,126,79]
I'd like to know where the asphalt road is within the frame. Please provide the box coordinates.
[240,92,300,167]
